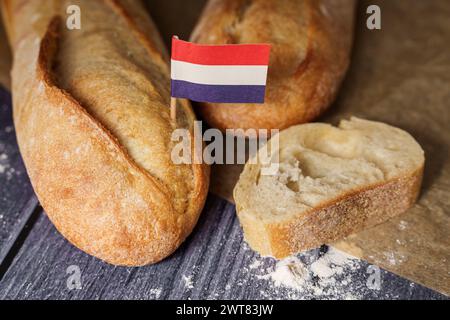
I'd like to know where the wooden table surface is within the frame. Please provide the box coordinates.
[0,88,447,300]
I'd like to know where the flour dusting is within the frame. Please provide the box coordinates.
[259,256,309,290]
[258,247,362,299]
[398,220,409,230]
[249,259,262,270]
[0,152,8,174]
[383,251,406,266]
[149,288,162,299]
[182,275,194,289]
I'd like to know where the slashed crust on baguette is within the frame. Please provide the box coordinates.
[191,0,356,133]
[234,118,425,258]
[2,0,209,266]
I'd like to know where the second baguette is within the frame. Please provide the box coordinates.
[191,0,357,133]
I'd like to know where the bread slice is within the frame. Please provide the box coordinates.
[234,117,424,258]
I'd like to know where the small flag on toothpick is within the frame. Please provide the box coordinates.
[170,37,271,105]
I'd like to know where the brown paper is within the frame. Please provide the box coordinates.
[0,0,448,295]
[211,0,450,295]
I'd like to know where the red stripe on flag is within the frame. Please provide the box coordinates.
[172,37,271,66]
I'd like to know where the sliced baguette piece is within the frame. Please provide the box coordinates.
[234,117,425,258]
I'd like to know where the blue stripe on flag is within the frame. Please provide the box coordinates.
[171,80,266,104]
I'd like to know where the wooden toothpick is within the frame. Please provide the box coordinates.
[170,96,177,123]
[171,35,179,123]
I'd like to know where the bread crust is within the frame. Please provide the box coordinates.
[238,167,424,258]
[2,0,209,266]
[191,0,356,133]
[0,7,11,90]
[234,118,425,259]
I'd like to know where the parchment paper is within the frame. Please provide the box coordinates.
[209,0,450,295]
[0,0,448,295]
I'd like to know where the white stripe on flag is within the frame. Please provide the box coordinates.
[171,60,268,86]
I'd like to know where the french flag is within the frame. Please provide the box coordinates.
[171,37,271,104]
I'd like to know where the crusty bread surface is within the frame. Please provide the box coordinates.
[1,0,209,266]
[191,0,356,133]
[234,118,425,258]
[0,6,11,89]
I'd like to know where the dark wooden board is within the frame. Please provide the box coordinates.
[0,89,39,270]
[0,194,446,300]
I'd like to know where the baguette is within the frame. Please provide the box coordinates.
[1,0,209,266]
[191,0,356,133]
[234,118,425,258]
[0,6,11,89]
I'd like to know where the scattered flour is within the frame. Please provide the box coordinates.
[398,220,409,231]
[259,247,362,299]
[383,251,406,266]
[0,153,21,180]
[249,259,262,270]
[0,153,8,174]
[182,275,194,289]
[311,248,357,279]
[259,256,309,290]
[149,288,162,299]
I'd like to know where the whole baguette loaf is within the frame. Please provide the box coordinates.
[234,118,425,258]
[191,0,356,133]
[1,0,209,266]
